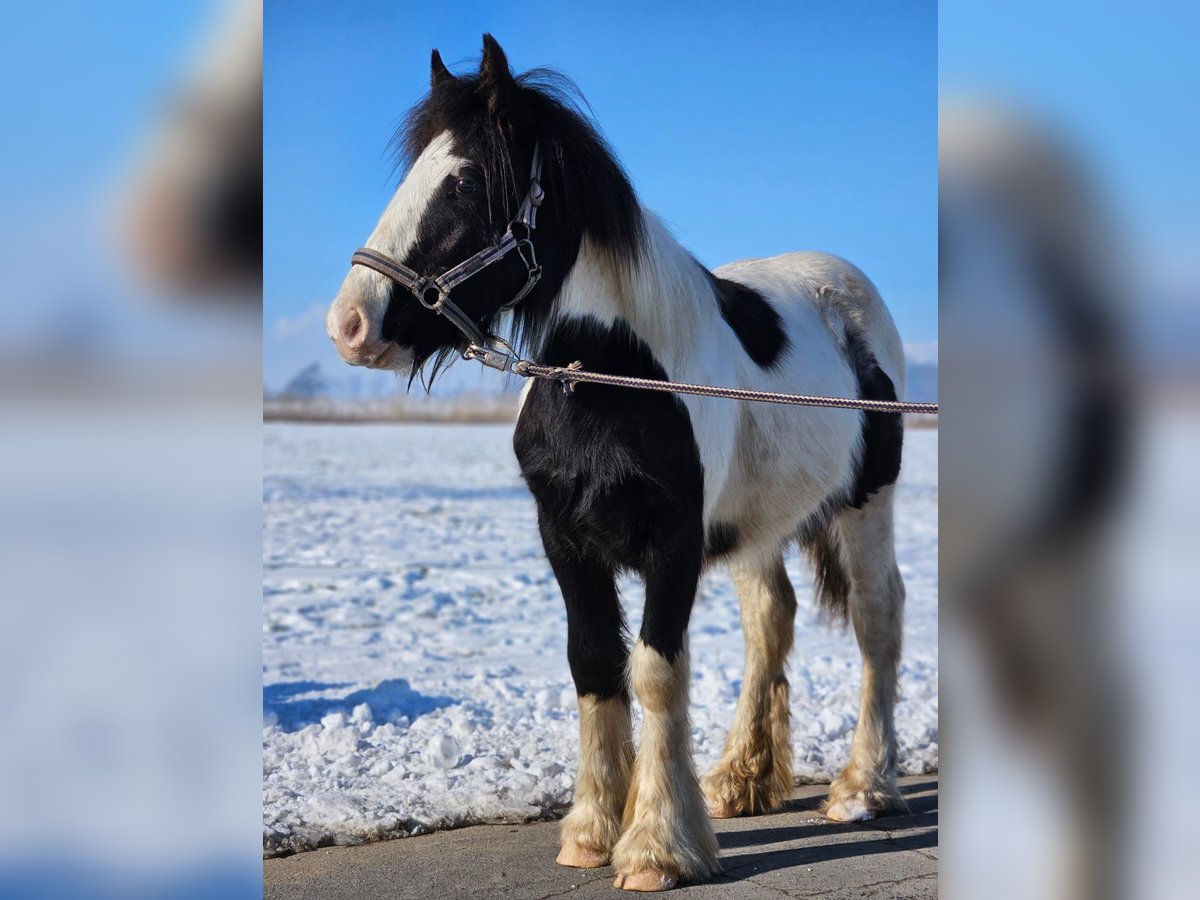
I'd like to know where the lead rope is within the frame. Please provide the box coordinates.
[462,348,938,414]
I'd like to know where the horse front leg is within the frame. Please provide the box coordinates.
[542,529,633,869]
[612,537,720,892]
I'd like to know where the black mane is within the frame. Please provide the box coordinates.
[389,64,646,369]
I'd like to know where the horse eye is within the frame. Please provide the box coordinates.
[454,177,477,196]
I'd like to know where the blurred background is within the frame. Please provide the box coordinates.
[1,0,1197,898]
[259,0,940,881]
[940,1,1198,899]
[0,1,262,897]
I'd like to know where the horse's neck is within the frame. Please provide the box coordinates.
[548,211,717,371]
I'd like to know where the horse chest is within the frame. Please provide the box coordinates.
[512,319,705,566]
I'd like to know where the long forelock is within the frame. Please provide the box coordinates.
[390,78,520,229]
[390,68,644,253]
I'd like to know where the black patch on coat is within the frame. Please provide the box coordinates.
[845,329,904,508]
[539,529,631,701]
[514,316,705,675]
[704,522,739,560]
[706,271,790,368]
[795,333,903,620]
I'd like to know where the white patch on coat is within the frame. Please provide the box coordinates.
[326,132,468,360]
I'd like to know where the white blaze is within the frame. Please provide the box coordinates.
[326,131,469,360]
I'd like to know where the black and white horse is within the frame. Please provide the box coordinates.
[327,36,908,892]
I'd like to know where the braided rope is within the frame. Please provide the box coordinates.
[512,360,938,414]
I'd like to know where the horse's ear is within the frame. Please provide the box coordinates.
[478,34,517,119]
[430,49,453,90]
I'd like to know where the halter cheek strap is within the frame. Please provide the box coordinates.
[349,143,544,370]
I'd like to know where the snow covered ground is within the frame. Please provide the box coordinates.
[263,423,938,857]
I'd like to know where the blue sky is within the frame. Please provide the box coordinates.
[265,1,937,388]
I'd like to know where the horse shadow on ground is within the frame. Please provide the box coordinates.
[263,679,457,731]
[713,776,938,883]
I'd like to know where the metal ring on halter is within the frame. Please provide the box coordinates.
[515,237,539,274]
[416,283,443,310]
[510,218,533,242]
[497,237,542,311]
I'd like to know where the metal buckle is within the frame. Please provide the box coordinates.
[465,338,520,373]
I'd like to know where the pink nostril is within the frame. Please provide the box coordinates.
[340,308,365,346]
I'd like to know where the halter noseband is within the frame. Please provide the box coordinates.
[349,144,544,372]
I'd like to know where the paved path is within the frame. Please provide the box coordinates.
[264,775,937,899]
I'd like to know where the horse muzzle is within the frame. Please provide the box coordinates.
[326,297,411,370]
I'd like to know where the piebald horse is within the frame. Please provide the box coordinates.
[328,36,909,892]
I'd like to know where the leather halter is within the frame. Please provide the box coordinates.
[349,144,544,370]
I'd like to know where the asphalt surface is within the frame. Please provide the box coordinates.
[264,774,937,899]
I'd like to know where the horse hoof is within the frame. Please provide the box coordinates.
[824,796,875,822]
[556,842,609,868]
[613,870,677,892]
[702,766,788,819]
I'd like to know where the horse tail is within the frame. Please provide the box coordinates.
[804,520,851,625]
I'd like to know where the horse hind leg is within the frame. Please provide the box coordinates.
[816,485,908,822]
[701,552,796,817]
